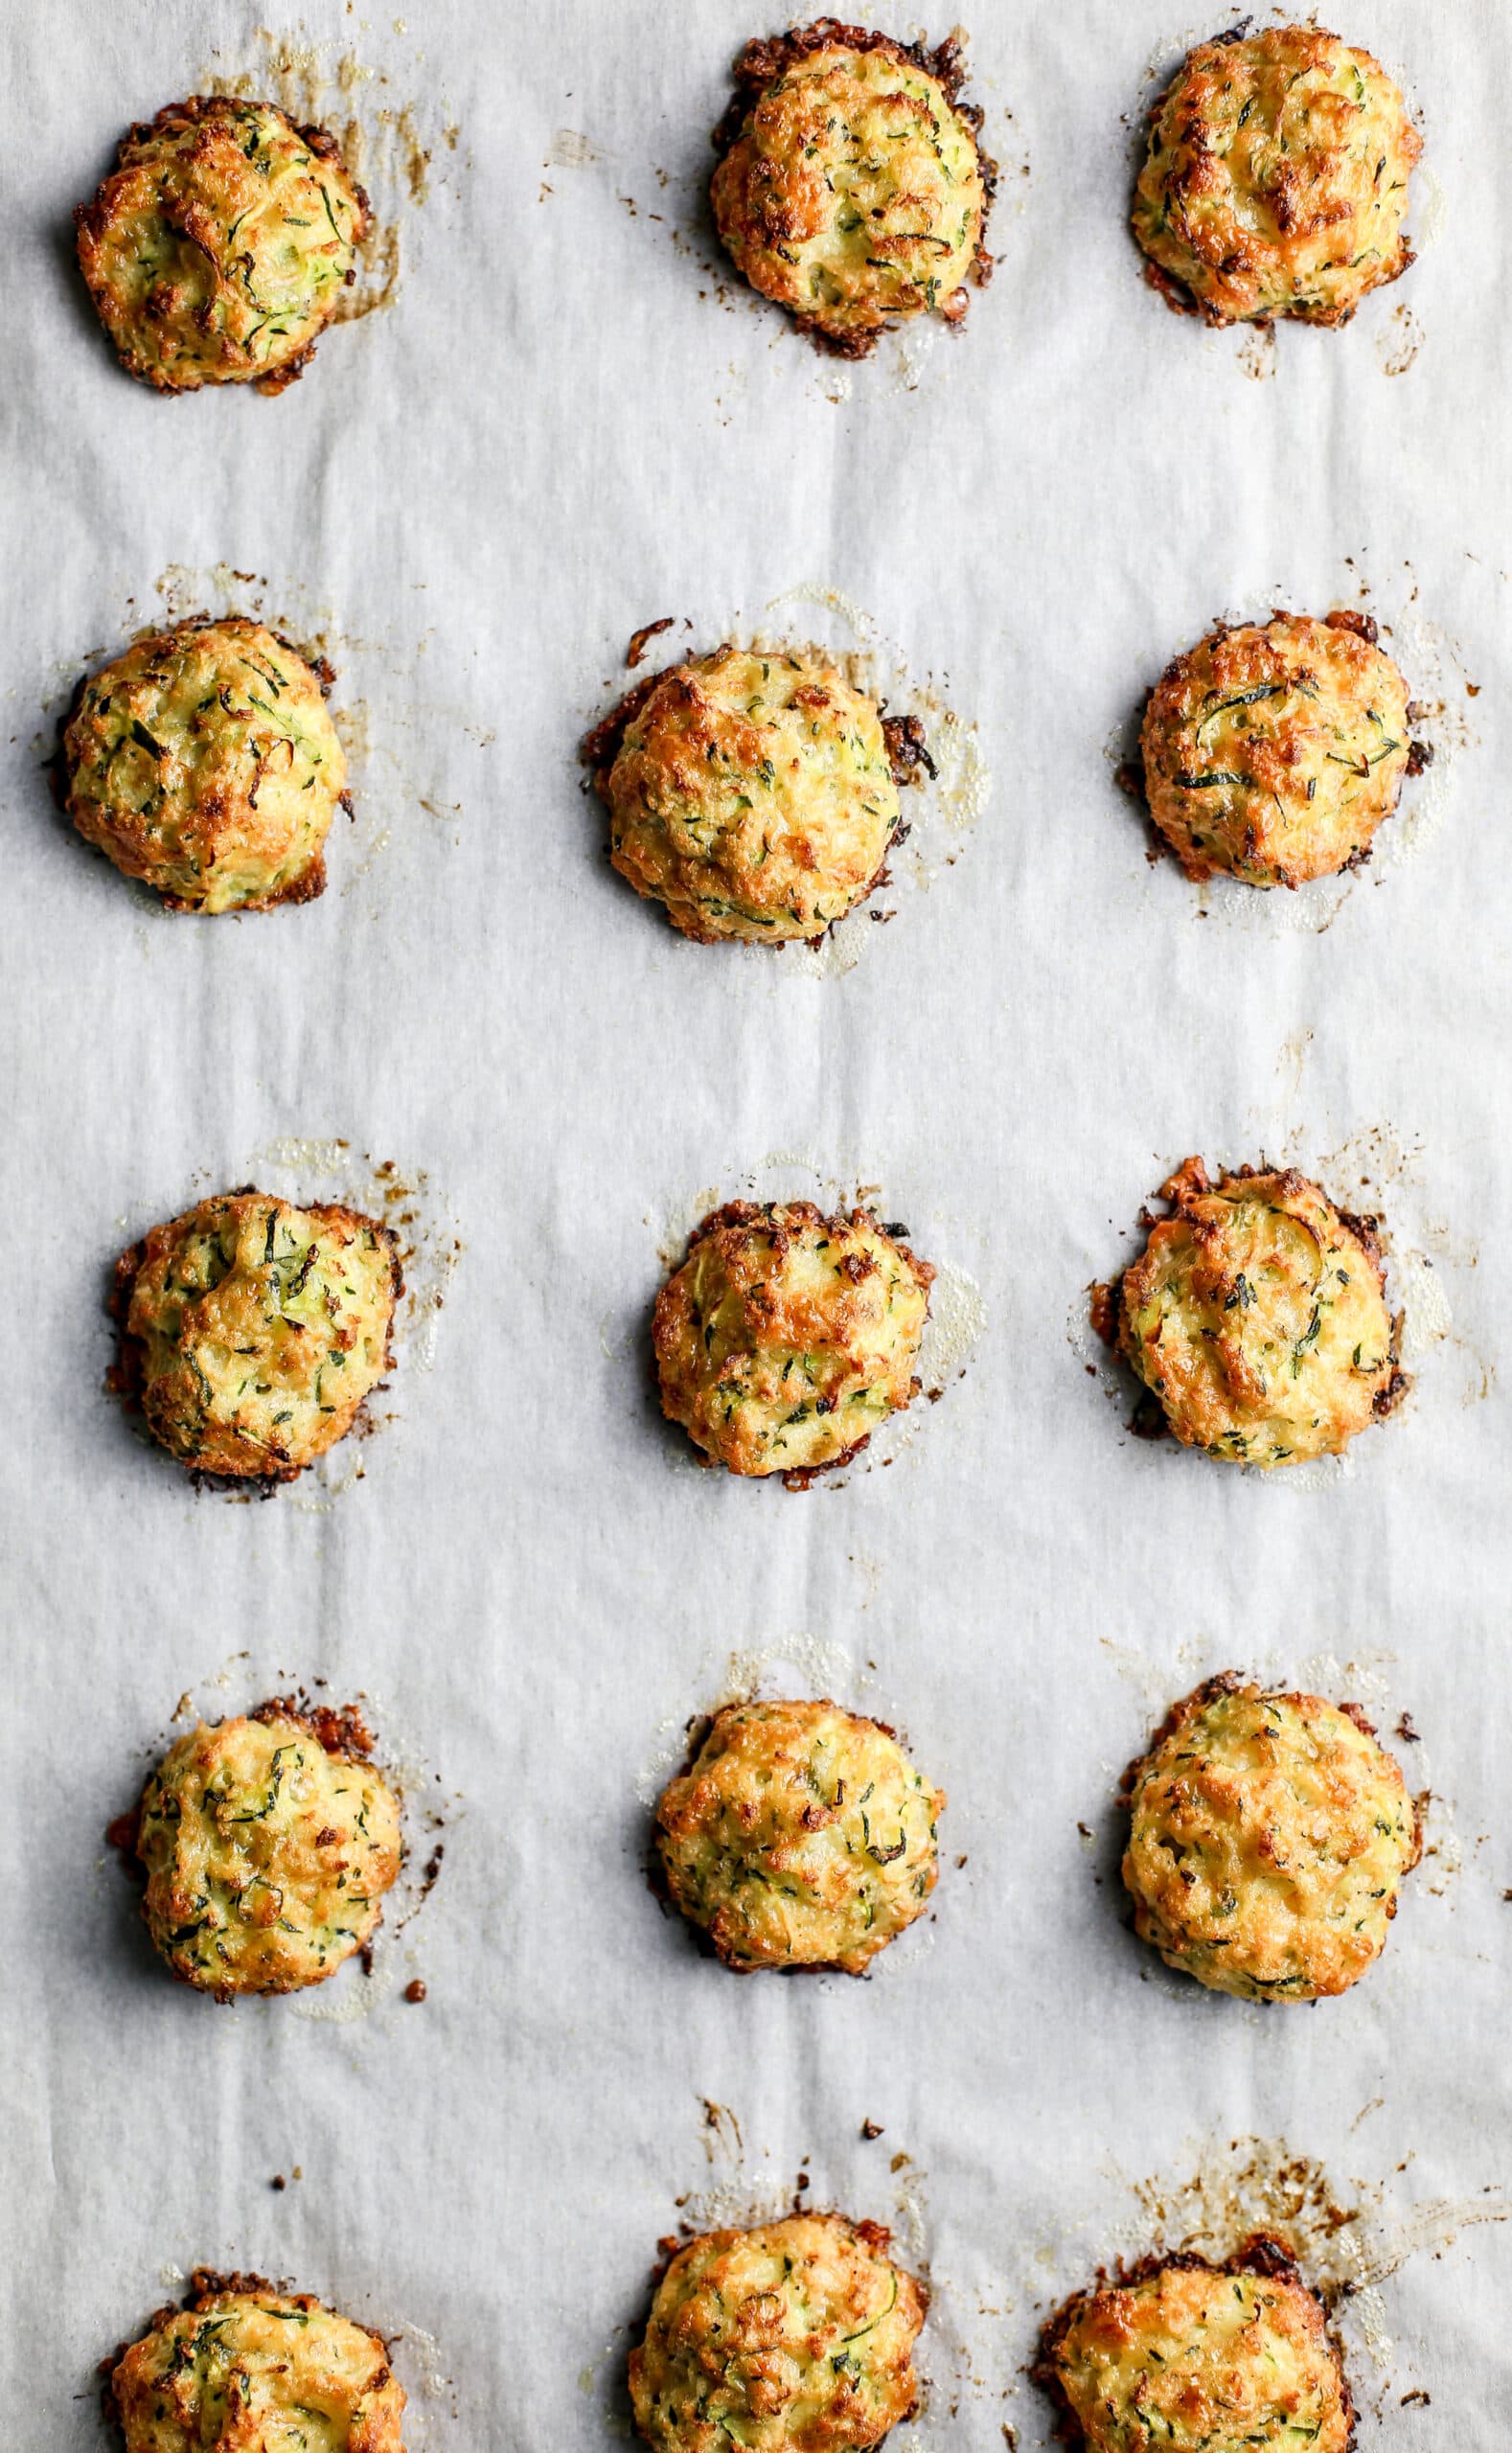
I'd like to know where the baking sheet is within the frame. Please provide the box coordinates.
[3,0,1510,2442]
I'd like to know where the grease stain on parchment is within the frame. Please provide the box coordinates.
[633,1632,878,1809]
[236,1138,463,1509]
[203,27,463,327]
[633,1638,863,1809]
[1302,1119,1489,1409]
[291,1705,454,2029]
[1076,1118,1484,1477]
[609,586,988,982]
[1097,2132,1507,2397]
[115,1659,454,2031]
[1235,324,1275,382]
[1375,300,1423,377]
[548,128,610,171]
[600,35,996,417]
[636,1156,984,1489]
[387,2322,459,2439]
[1117,581,1478,936]
[668,2101,932,2274]
[127,562,470,900]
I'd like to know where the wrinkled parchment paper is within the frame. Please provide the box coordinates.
[4,1,1509,2442]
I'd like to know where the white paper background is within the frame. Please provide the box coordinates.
[3,0,1509,2443]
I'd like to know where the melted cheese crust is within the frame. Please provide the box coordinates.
[66,619,344,912]
[1123,1680,1419,2001]
[1045,2258,1351,2453]
[1117,1159,1396,1466]
[655,1699,944,1973]
[76,96,367,392]
[113,2281,405,2451]
[121,1190,401,1480]
[1141,615,1412,887]
[136,1713,402,1999]
[1133,25,1420,328]
[608,649,900,943]
[630,2214,925,2453]
[712,41,985,348]
[653,1204,933,1478]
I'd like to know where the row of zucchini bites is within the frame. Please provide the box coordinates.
[62,33,1429,917]
[110,1156,1406,1494]
[68,15,1428,2453]
[105,1672,1407,2450]
[116,1682,1420,2011]
[109,2224,1359,2453]
[61,601,1432,923]
[74,22,1423,400]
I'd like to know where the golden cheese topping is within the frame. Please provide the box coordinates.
[1133,24,1420,328]
[653,1203,933,1479]
[117,1190,401,1481]
[1040,2249,1352,2453]
[1141,613,1414,888]
[1123,1678,1418,2002]
[65,619,345,912]
[135,1708,402,2000]
[655,1699,944,1973]
[76,95,367,392]
[112,2276,406,2451]
[607,649,901,944]
[1115,1158,1397,1467]
[712,28,987,353]
[630,2214,925,2453]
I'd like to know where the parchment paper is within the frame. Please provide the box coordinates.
[3,1,1510,2444]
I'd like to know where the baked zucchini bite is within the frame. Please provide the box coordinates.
[76,95,368,393]
[1134,23,1420,328]
[655,1698,943,1972]
[1108,1157,1400,1466]
[602,648,902,944]
[1037,2237,1352,2453]
[1140,611,1422,888]
[65,618,345,911]
[109,2271,406,2450]
[653,1203,933,1480]
[630,2214,925,2453]
[711,21,991,355]
[1121,1674,1420,2001]
[113,1189,401,1481]
[129,1703,401,2001]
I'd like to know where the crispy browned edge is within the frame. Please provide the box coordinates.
[106,1186,404,1491]
[1120,608,1432,850]
[579,636,934,944]
[653,1199,934,1491]
[1115,1670,1424,1876]
[1134,21,1416,331]
[108,1697,399,2006]
[57,618,350,909]
[651,1695,921,1976]
[1033,2234,1357,2453]
[1088,1155,1408,1426]
[100,2267,396,2441]
[710,16,998,358]
[74,95,373,397]
[636,2212,928,2429]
